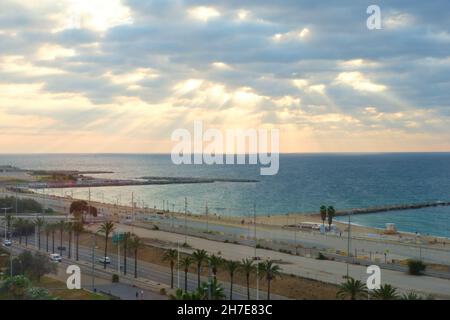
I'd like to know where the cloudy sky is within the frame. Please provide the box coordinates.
[0,0,449,153]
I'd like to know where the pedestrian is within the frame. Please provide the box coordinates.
[135,291,139,300]
[140,290,144,300]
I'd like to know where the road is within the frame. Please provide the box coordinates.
[3,231,284,300]
[4,190,450,265]
[109,223,450,298]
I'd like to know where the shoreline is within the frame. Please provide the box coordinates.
[3,187,450,244]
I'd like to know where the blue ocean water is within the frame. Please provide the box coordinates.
[1,153,450,237]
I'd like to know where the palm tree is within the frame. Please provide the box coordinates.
[65,222,73,258]
[225,260,240,300]
[23,220,34,247]
[192,249,208,289]
[72,221,84,261]
[97,221,115,269]
[327,206,336,230]
[128,234,142,278]
[44,222,51,252]
[34,217,45,251]
[199,278,226,300]
[13,218,25,244]
[371,284,399,300]
[241,258,254,300]
[5,214,13,239]
[122,232,131,275]
[259,260,281,300]
[163,249,178,289]
[401,291,423,300]
[320,205,327,228]
[180,256,193,292]
[57,220,65,256]
[208,254,223,280]
[51,223,56,253]
[336,277,368,300]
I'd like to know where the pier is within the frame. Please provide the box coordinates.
[336,201,450,216]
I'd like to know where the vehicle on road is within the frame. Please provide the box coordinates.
[50,253,62,262]
[98,256,111,264]
[57,246,66,251]
[2,239,12,247]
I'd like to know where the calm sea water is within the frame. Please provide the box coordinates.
[1,153,450,237]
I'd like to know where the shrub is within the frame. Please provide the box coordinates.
[159,288,167,296]
[407,259,426,275]
[316,252,328,260]
[112,274,120,283]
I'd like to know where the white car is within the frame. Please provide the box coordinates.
[49,253,62,262]
[2,239,12,247]
[98,257,111,264]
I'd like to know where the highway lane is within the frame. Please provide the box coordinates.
[5,233,281,300]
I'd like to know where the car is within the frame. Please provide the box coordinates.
[2,239,12,247]
[49,253,62,262]
[57,246,66,251]
[98,257,111,264]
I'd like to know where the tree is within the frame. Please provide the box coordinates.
[407,259,426,275]
[241,258,254,300]
[13,218,25,244]
[225,260,240,300]
[163,249,178,289]
[65,222,73,258]
[128,234,142,278]
[122,232,131,275]
[208,254,223,280]
[34,217,45,251]
[22,220,34,246]
[180,256,193,292]
[192,249,208,289]
[72,221,84,261]
[7,251,56,282]
[320,205,327,228]
[327,206,335,230]
[258,260,281,300]
[51,222,56,253]
[70,200,98,222]
[336,277,368,300]
[5,214,13,238]
[1,275,31,300]
[371,284,399,300]
[57,220,65,256]
[199,278,226,300]
[169,288,203,300]
[44,222,51,252]
[97,221,115,269]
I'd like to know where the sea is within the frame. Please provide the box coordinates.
[1,153,450,238]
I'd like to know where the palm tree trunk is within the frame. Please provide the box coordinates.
[76,232,79,261]
[25,234,28,246]
[170,263,174,289]
[38,228,41,250]
[197,263,201,289]
[246,273,250,300]
[184,270,188,292]
[68,231,72,258]
[267,279,271,300]
[104,237,108,269]
[52,231,55,253]
[46,232,49,252]
[59,229,63,255]
[134,249,138,278]
[230,274,234,300]
[123,241,127,275]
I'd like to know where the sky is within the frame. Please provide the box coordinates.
[0,0,449,153]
